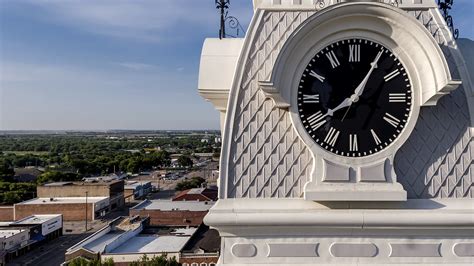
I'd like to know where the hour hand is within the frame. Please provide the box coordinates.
[326,97,352,116]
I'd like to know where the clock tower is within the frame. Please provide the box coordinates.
[199,0,474,264]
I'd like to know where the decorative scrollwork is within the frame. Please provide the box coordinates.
[438,0,460,39]
[215,0,246,39]
[317,0,326,9]
[390,0,399,7]
[224,16,245,38]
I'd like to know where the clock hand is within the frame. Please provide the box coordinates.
[341,50,383,122]
[326,97,352,117]
[323,51,383,120]
[353,50,384,98]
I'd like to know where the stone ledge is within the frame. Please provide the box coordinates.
[205,198,474,229]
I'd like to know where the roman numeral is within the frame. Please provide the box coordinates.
[370,129,382,145]
[324,127,340,147]
[309,70,325,82]
[349,44,360,62]
[384,69,400,82]
[383,113,401,128]
[307,111,326,131]
[389,93,406,103]
[303,94,319,103]
[349,134,358,152]
[325,50,340,68]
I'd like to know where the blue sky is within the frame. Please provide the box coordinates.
[0,0,472,130]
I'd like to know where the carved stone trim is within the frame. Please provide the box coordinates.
[330,243,378,257]
[389,243,442,257]
[453,243,474,257]
[267,243,319,257]
[231,243,257,257]
[259,81,290,109]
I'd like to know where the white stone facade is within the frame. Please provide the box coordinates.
[199,0,474,264]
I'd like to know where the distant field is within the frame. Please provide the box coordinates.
[3,151,49,155]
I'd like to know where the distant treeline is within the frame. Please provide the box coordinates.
[0,134,221,204]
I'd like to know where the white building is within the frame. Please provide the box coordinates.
[65,216,197,264]
[0,229,29,252]
[0,214,63,264]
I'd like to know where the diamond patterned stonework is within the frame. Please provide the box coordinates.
[228,11,315,198]
[225,4,473,200]
[395,85,473,198]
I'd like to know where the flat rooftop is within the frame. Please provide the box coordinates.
[84,232,123,253]
[107,228,197,254]
[43,179,122,187]
[132,200,214,211]
[13,214,62,224]
[0,229,26,238]
[16,197,108,205]
[124,181,151,190]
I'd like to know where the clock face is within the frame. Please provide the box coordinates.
[297,38,412,157]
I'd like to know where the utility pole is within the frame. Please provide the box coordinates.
[85,191,88,232]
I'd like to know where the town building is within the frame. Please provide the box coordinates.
[13,167,44,182]
[180,225,220,266]
[124,180,152,202]
[173,187,218,202]
[37,179,124,210]
[65,216,219,265]
[65,216,145,262]
[0,207,14,222]
[9,214,63,241]
[0,214,62,264]
[129,200,214,227]
[82,172,128,182]
[101,227,196,265]
[0,229,29,265]
[14,197,109,221]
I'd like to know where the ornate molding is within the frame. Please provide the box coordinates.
[205,198,474,264]
[258,81,290,109]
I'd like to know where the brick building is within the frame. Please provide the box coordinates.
[129,200,214,226]
[180,225,220,266]
[0,207,14,222]
[37,180,124,210]
[173,187,218,202]
[14,197,109,221]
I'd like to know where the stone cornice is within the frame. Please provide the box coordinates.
[205,198,474,229]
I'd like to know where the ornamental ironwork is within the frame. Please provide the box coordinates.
[215,0,246,39]
[438,0,459,39]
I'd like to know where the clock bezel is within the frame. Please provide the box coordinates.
[288,31,420,166]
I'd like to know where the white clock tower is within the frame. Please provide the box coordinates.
[199,0,474,264]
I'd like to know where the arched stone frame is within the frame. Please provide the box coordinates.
[259,2,461,200]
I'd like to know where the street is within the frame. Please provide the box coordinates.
[8,234,89,266]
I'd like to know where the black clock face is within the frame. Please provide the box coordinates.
[297,38,412,157]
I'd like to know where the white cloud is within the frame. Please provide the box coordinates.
[117,62,159,71]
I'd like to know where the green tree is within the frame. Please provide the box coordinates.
[177,155,193,168]
[130,254,180,266]
[175,176,206,191]
[2,191,21,204]
[67,257,114,266]
[36,171,79,184]
[0,159,14,181]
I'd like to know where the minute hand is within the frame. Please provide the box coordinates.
[353,50,383,97]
